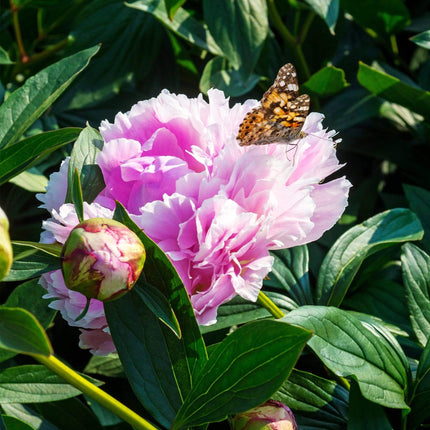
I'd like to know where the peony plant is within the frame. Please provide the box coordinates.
[37,88,350,354]
[1,1,428,427]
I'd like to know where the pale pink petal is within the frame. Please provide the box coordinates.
[79,328,116,356]
[39,270,107,329]
[36,158,70,212]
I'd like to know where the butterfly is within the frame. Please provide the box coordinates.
[237,63,310,146]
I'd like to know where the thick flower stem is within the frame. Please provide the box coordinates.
[33,354,158,430]
[257,291,285,319]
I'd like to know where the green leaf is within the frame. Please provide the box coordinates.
[357,62,430,121]
[199,56,260,96]
[410,30,430,49]
[0,128,82,186]
[0,365,100,403]
[8,168,48,193]
[0,307,52,357]
[264,246,314,306]
[1,416,34,430]
[316,208,423,306]
[32,398,103,430]
[401,243,430,346]
[84,354,123,378]
[71,169,84,223]
[1,404,59,430]
[105,203,207,428]
[135,280,181,338]
[340,0,410,36]
[274,369,349,429]
[104,287,182,427]
[203,0,268,75]
[404,184,430,253]
[284,306,409,409]
[11,241,62,258]
[407,339,430,429]
[5,279,57,330]
[0,46,99,150]
[0,279,56,364]
[351,311,411,377]
[4,246,60,282]
[128,0,222,55]
[303,0,339,34]
[0,46,13,65]
[343,278,412,337]
[165,0,186,20]
[348,379,393,429]
[200,292,297,334]
[57,0,162,111]
[172,320,312,429]
[303,66,348,97]
[66,125,105,205]
[323,89,383,131]
[83,394,122,427]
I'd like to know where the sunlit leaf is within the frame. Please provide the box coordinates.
[284,306,409,409]
[0,46,99,149]
[401,243,430,346]
[357,62,430,121]
[172,320,311,429]
[317,208,423,306]
[303,0,339,34]
[410,30,430,49]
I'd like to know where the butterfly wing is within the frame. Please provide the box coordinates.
[237,63,310,146]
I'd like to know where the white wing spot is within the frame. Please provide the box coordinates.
[288,83,297,91]
[279,80,285,86]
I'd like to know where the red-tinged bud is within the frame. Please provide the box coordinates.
[231,400,297,430]
[61,218,145,301]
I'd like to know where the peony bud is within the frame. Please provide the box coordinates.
[61,218,145,301]
[231,400,297,430]
[0,207,13,281]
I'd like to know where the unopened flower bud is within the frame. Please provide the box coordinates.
[0,207,13,281]
[232,400,297,430]
[61,218,145,301]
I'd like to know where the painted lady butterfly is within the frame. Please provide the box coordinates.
[237,63,310,146]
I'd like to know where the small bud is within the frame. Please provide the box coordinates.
[232,400,297,430]
[61,218,145,301]
[0,207,13,281]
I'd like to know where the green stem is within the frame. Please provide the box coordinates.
[267,0,311,81]
[298,11,315,45]
[267,0,296,47]
[10,0,28,63]
[33,354,158,430]
[390,34,400,66]
[257,291,285,319]
[13,37,70,74]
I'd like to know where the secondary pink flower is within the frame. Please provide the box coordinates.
[38,88,351,353]
[232,399,297,430]
[39,203,116,355]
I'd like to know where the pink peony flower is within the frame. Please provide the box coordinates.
[38,88,351,353]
